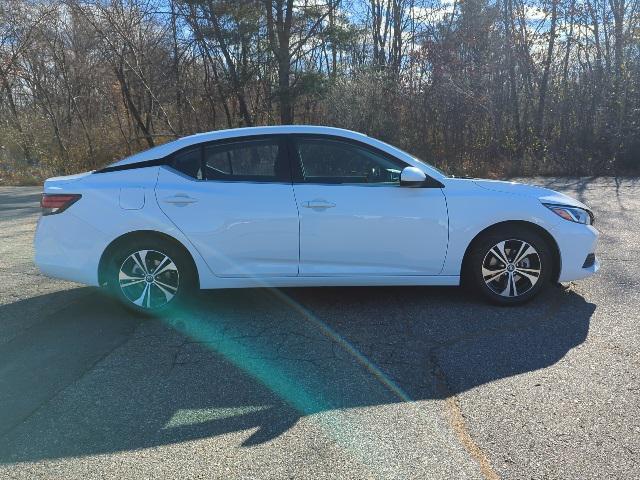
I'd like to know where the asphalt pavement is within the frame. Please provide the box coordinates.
[0,178,638,479]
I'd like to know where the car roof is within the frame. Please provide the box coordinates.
[106,125,445,179]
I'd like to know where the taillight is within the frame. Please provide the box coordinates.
[40,193,81,215]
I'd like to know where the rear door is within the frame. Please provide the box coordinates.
[290,135,448,276]
[155,135,299,277]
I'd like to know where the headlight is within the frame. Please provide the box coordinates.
[544,203,594,225]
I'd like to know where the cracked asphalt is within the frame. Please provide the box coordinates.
[0,178,638,479]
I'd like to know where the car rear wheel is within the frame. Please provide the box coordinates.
[106,239,195,314]
[468,227,553,305]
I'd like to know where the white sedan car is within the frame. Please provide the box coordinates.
[34,126,599,312]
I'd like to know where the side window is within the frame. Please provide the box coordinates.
[172,147,202,180]
[294,138,405,184]
[204,138,288,182]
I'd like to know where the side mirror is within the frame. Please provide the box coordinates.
[400,167,427,187]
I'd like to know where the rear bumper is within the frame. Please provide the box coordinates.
[34,213,108,286]
[554,224,599,282]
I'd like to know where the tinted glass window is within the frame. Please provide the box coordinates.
[204,138,288,181]
[295,138,405,184]
[172,147,202,179]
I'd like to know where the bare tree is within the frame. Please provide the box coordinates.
[1,0,639,181]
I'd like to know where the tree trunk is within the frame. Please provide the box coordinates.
[115,63,155,148]
[265,0,295,124]
[504,0,521,145]
[535,0,558,139]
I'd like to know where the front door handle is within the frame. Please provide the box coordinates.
[303,200,336,210]
[163,194,198,206]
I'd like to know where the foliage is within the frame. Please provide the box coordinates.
[1,0,639,184]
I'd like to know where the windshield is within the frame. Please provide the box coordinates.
[401,149,477,178]
[388,144,448,177]
[413,156,448,176]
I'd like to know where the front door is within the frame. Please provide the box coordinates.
[290,135,448,276]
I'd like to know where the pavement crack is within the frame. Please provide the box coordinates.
[429,347,501,480]
[427,290,568,480]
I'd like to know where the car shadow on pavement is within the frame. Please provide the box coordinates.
[0,285,595,463]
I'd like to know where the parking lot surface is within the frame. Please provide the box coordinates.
[0,178,638,479]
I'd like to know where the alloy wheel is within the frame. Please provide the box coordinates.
[118,249,180,309]
[481,239,542,298]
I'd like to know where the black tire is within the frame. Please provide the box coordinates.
[105,237,197,315]
[467,226,553,305]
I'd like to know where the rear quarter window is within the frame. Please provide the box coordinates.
[172,147,202,179]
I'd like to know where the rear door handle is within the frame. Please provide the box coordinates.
[163,194,198,206]
[303,200,336,210]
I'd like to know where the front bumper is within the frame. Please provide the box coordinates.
[554,224,599,282]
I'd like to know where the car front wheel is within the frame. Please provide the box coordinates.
[469,227,553,305]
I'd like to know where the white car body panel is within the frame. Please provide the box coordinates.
[293,183,448,275]
[33,126,599,291]
[441,179,598,282]
[155,166,300,277]
[35,167,211,287]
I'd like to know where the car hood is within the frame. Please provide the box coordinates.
[472,179,590,210]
